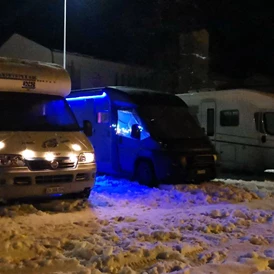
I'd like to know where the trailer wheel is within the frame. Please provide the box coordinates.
[135,160,157,187]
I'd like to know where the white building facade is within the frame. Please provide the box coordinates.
[0,34,154,90]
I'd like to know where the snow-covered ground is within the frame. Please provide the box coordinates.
[1,177,274,274]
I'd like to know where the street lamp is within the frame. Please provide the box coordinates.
[63,0,67,69]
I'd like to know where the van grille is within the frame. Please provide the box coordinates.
[36,175,73,184]
[27,158,76,171]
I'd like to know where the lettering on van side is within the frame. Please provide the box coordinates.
[0,73,36,81]
[0,73,37,90]
[22,81,36,90]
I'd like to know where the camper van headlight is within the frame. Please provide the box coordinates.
[78,152,95,164]
[0,155,26,167]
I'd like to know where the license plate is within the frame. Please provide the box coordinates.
[197,169,206,175]
[46,186,64,194]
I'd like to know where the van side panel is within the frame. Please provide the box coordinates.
[69,96,114,174]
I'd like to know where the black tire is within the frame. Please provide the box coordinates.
[135,160,157,187]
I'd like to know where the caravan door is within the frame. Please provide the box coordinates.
[261,112,274,171]
[200,101,216,144]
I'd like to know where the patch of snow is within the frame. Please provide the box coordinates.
[0,176,274,273]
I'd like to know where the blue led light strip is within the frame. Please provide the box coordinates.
[66,92,107,101]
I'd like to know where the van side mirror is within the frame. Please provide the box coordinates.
[131,124,141,140]
[261,135,266,143]
[83,120,93,137]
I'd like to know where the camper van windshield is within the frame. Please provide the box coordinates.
[0,92,79,132]
[139,105,204,139]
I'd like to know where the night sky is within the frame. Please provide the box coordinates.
[1,0,274,80]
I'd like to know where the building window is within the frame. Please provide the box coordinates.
[220,110,239,127]
[207,108,215,136]
[115,73,119,86]
[121,74,125,86]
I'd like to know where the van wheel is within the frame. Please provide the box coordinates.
[135,160,157,187]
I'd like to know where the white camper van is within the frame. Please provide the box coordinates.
[0,57,96,201]
[177,89,274,174]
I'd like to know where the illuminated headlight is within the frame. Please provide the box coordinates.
[72,144,81,152]
[22,149,35,160]
[0,154,26,167]
[45,152,55,162]
[78,152,95,163]
[0,141,5,150]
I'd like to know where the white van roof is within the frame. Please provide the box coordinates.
[0,57,71,97]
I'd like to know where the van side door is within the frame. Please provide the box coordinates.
[92,98,113,173]
[116,108,143,175]
[68,97,113,173]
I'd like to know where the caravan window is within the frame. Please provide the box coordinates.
[264,112,274,135]
[220,110,239,127]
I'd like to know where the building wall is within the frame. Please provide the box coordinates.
[0,34,154,91]
[53,51,152,90]
[0,33,52,62]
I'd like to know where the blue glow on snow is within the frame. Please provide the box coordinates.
[90,175,224,210]
[67,92,107,101]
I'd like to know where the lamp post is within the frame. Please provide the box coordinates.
[63,0,67,69]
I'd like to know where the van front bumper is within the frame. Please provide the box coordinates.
[0,163,96,201]
[165,164,217,184]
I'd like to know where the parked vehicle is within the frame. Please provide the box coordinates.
[177,89,274,175]
[0,57,96,202]
[67,86,218,186]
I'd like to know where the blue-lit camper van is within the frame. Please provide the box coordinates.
[67,86,218,186]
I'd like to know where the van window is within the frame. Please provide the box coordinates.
[0,92,79,131]
[207,108,215,136]
[117,109,150,140]
[220,110,239,127]
[139,105,204,139]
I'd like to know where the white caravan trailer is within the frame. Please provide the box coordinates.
[0,57,96,202]
[177,89,274,174]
